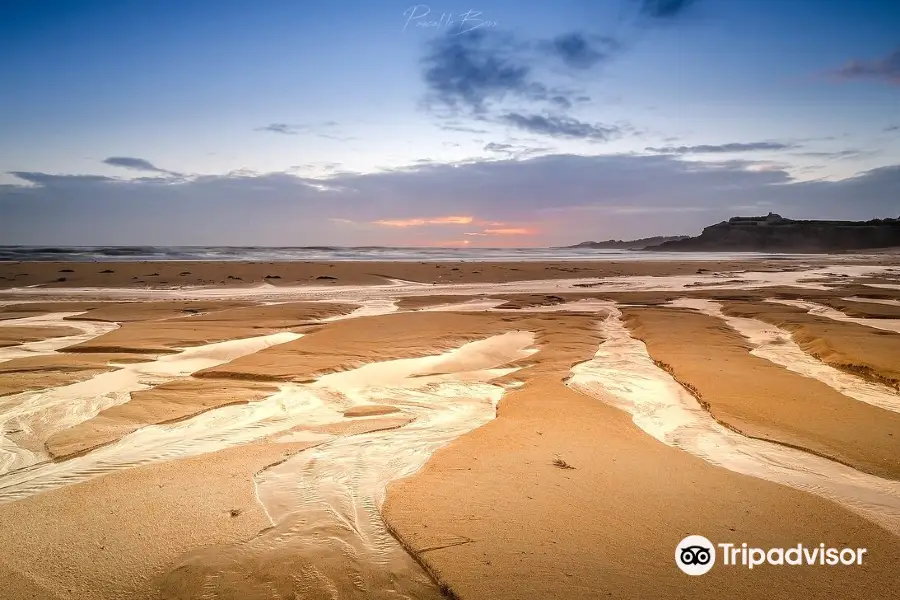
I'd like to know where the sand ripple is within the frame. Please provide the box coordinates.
[568,307,900,536]
[768,298,900,333]
[2,271,899,598]
[0,332,301,475]
[670,298,900,413]
[0,329,536,598]
[0,311,119,363]
[160,331,535,598]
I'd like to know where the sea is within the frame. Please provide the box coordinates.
[0,246,819,263]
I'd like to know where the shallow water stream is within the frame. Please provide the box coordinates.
[1,272,899,597]
[568,307,900,536]
[669,298,900,413]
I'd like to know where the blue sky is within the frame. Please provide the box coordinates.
[1,0,898,246]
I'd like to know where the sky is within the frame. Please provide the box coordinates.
[1,0,898,247]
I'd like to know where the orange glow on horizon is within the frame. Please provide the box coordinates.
[423,239,472,247]
[374,216,541,246]
[373,215,474,227]
[482,227,535,235]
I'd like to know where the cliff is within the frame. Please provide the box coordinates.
[649,213,900,252]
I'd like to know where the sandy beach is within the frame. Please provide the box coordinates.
[7,0,900,596]
[3,256,899,290]
[0,257,899,599]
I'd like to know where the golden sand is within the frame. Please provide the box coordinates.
[0,258,857,289]
[723,300,900,390]
[383,312,900,600]
[69,302,353,354]
[0,353,154,397]
[623,306,900,478]
[45,379,280,458]
[0,325,84,348]
[0,260,898,599]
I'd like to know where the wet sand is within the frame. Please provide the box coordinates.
[0,352,154,396]
[0,325,84,348]
[0,258,843,289]
[384,314,900,600]
[814,297,900,319]
[46,379,280,458]
[0,258,898,599]
[69,302,353,354]
[197,311,530,383]
[0,331,303,474]
[722,301,900,390]
[0,441,313,600]
[393,285,900,314]
[622,306,900,478]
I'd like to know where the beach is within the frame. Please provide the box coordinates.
[1,256,899,599]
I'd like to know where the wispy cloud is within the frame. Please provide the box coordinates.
[636,0,698,21]
[483,142,552,158]
[886,125,900,132]
[484,142,515,153]
[10,172,115,185]
[255,123,301,135]
[103,156,179,176]
[502,114,621,141]
[794,149,878,160]
[373,215,474,227]
[831,47,900,85]
[646,142,795,154]
[442,123,490,134]
[541,32,620,70]
[254,122,351,140]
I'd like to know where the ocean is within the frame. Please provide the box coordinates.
[0,246,814,262]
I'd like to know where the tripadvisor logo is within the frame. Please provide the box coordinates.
[675,535,867,576]
[676,535,716,575]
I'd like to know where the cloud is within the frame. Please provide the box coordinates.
[794,149,879,161]
[102,156,181,177]
[484,142,515,153]
[417,1,704,142]
[417,24,691,141]
[484,141,553,159]
[636,0,697,20]
[832,47,900,85]
[421,29,539,115]
[442,124,490,134]
[10,172,116,186]
[542,33,620,69]
[419,29,607,120]
[255,123,300,135]
[4,155,898,246]
[373,216,474,227]
[646,142,795,154]
[103,157,162,172]
[501,113,620,141]
[255,122,353,141]
[886,125,899,132]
